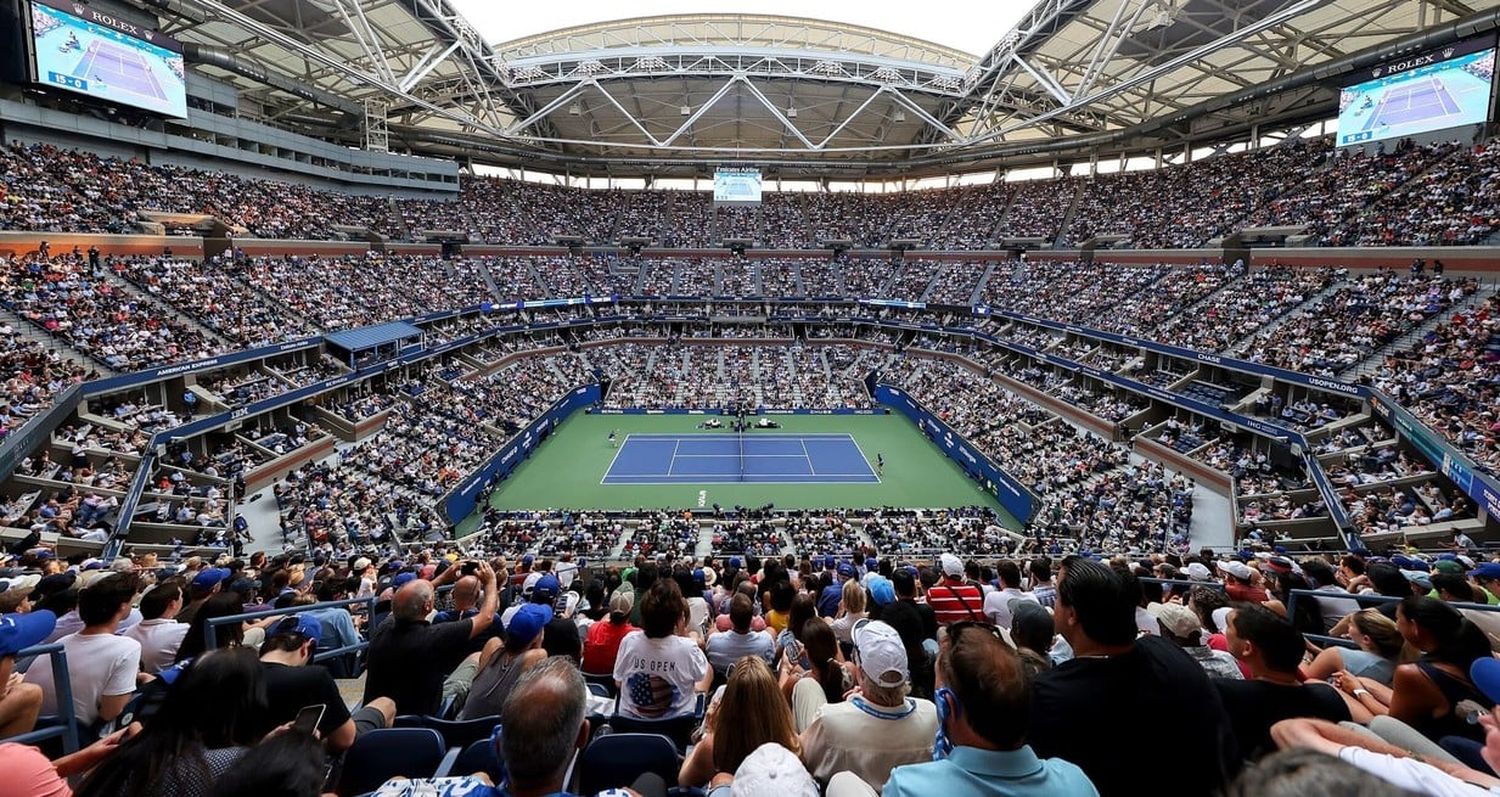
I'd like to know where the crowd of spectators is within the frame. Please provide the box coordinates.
[10,536,1500,797]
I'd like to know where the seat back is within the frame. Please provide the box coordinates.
[394,714,502,749]
[450,737,506,784]
[336,727,446,796]
[578,733,680,796]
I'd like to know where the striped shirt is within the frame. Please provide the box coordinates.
[927,578,985,626]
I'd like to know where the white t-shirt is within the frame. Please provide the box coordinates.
[26,631,141,726]
[1338,746,1498,797]
[124,618,191,674]
[982,588,1038,628]
[612,631,708,720]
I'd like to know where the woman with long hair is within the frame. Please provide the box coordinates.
[76,648,268,797]
[1334,596,1495,747]
[1305,608,1414,686]
[774,592,817,666]
[678,656,800,788]
[779,617,849,732]
[829,579,868,648]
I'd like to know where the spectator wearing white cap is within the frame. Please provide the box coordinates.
[708,742,818,797]
[928,554,984,627]
[1221,561,1271,603]
[800,620,938,792]
[1149,601,1242,680]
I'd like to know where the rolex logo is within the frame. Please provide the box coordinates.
[1372,69,1382,78]
[1443,47,1455,59]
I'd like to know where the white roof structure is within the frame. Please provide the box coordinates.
[147,0,1500,177]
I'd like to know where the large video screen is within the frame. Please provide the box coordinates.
[28,0,187,118]
[1338,41,1495,147]
[714,167,762,205]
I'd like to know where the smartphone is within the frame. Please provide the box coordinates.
[293,703,326,735]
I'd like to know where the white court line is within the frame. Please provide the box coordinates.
[598,432,634,485]
[845,434,883,485]
[666,439,681,476]
[800,439,818,476]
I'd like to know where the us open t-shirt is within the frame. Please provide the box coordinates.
[612,630,708,720]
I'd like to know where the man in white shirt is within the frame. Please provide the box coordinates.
[982,560,1037,629]
[123,580,190,673]
[26,573,143,730]
[800,620,938,792]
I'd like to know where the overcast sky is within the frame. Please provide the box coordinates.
[446,0,1035,56]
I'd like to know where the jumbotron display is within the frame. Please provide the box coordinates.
[713,166,762,204]
[1337,36,1495,146]
[28,0,187,118]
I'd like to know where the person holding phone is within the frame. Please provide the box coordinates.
[260,614,395,753]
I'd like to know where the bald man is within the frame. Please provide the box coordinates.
[363,560,497,716]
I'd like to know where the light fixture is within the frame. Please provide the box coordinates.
[568,103,581,115]
[894,110,907,122]
[680,105,691,116]
[786,106,798,118]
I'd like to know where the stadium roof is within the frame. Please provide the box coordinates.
[147,0,1500,178]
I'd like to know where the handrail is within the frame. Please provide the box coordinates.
[5,643,80,754]
[1286,588,1500,648]
[203,585,457,663]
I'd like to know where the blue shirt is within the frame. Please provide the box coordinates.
[884,745,1097,797]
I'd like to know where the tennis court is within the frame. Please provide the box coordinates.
[1363,75,1462,131]
[602,433,879,484]
[71,40,168,101]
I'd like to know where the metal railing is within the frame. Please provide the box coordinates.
[1286,588,1500,649]
[203,584,458,664]
[5,643,80,754]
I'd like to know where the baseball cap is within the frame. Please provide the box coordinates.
[1402,570,1433,591]
[29,571,77,600]
[1221,561,1253,580]
[940,553,964,578]
[521,554,535,567]
[352,557,372,572]
[837,562,855,579]
[1472,658,1500,704]
[729,557,742,570]
[702,567,718,588]
[270,614,323,647]
[867,576,896,607]
[1147,602,1202,638]
[1473,563,1500,581]
[532,574,561,602]
[1433,559,1465,576]
[507,603,553,646]
[1009,600,1054,639]
[192,567,232,590]
[853,620,908,688]
[391,572,418,590]
[609,590,634,616]
[0,610,56,657]
[1,574,41,595]
[732,742,818,797]
[1184,562,1213,581]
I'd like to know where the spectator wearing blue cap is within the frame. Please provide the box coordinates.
[459,602,553,720]
[819,563,854,619]
[259,614,394,752]
[0,608,53,737]
[176,566,232,627]
[1470,563,1500,605]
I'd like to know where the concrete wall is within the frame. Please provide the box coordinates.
[0,231,203,259]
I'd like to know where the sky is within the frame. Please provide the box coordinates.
[446,0,1036,57]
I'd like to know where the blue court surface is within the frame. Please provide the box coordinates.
[602,433,880,484]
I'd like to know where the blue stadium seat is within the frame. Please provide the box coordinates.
[577,733,681,796]
[336,727,446,796]
[445,736,506,783]
[393,714,502,749]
